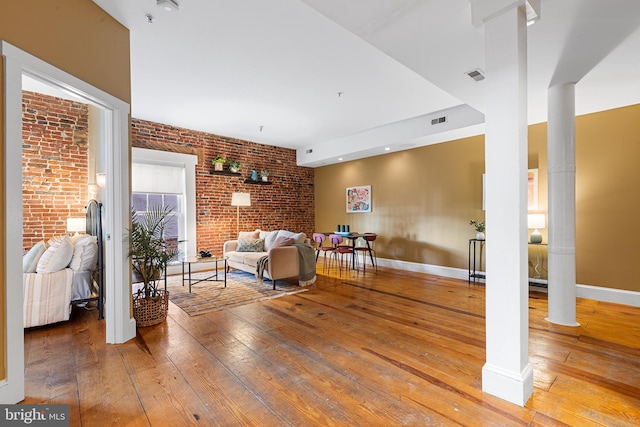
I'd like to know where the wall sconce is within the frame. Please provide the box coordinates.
[96,173,106,188]
[67,217,86,235]
[527,213,545,244]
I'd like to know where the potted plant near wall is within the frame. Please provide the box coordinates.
[213,156,226,171]
[127,205,179,327]
[260,170,269,182]
[470,219,485,240]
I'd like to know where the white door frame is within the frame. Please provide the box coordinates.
[0,41,135,403]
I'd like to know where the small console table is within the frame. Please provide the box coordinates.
[468,238,485,284]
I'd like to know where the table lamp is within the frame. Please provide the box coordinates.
[527,213,545,244]
[67,217,86,236]
[231,192,251,235]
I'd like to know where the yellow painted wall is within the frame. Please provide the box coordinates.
[316,104,640,292]
[0,0,130,383]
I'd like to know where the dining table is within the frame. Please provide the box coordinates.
[323,232,377,270]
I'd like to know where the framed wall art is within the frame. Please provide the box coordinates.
[346,185,371,213]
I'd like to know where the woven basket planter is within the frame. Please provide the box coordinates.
[133,290,169,327]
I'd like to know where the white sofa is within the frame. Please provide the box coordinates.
[223,229,316,288]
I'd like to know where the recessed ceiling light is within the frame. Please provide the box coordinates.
[384,147,390,151]
[338,157,343,161]
[157,0,179,12]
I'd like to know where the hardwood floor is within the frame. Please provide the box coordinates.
[23,263,640,426]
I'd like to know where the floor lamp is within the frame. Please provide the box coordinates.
[231,192,251,235]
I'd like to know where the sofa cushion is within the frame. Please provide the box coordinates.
[237,238,265,252]
[23,241,47,273]
[238,252,267,268]
[226,251,267,268]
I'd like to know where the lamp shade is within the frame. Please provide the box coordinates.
[527,214,545,229]
[96,172,107,188]
[67,217,86,233]
[231,192,251,207]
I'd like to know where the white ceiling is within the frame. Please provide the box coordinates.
[88,0,640,167]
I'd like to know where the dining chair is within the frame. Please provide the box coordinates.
[328,234,356,274]
[312,233,335,272]
[354,233,377,272]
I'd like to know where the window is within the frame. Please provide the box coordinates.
[131,148,197,259]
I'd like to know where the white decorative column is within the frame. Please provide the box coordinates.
[472,0,535,406]
[546,83,579,326]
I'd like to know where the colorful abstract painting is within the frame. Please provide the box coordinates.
[346,185,371,213]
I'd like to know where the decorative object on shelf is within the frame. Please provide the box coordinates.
[527,213,545,244]
[127,205,179,327]
[250,169,258,181]
[213,155,226,171]
[260,170,269,182]
[230,192,251,234]
[470,219,485,240]
[228,160,241,173]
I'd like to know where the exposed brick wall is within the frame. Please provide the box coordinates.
[132,119,315,255]
[22,91,89,251]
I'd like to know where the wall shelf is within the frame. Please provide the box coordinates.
[211,170,241,177]
[244,179,272,185]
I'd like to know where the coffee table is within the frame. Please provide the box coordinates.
[180,256,227,292]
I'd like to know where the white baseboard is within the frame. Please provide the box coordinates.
[376,258,640,307]
[576,284,640,307]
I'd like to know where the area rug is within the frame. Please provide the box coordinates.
[165,270,308,316]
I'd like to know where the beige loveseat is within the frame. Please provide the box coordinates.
[223,229,316,288]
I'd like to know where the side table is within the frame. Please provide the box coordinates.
[468,238,486,284]
[180,256,227,292]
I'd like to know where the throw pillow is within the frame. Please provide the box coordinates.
[69,235,98,272]
[23,241,47,273]
[269,236,294,250]
[276,230,307,244]
[263,230,279,250]
[238,230,259,241]
[36,235,74,273]
[237,238,265,252]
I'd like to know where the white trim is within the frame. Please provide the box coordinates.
[132,147,198,258]
[378,257,469,281]
[377,257,640,307]
[577,284,640,307]
[0,42,26,404]
[482,363,534,407]
[1,41,135,372]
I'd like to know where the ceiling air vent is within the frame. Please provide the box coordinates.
[431,116,447,126]
[465,68,485,82]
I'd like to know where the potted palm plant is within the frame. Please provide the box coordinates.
[127,205,179,327]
